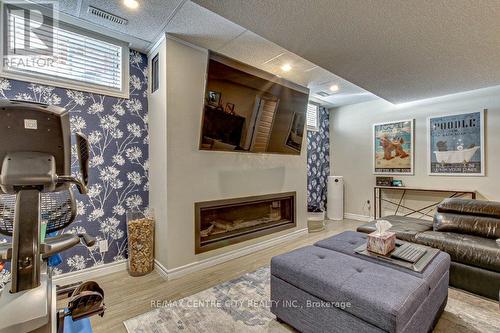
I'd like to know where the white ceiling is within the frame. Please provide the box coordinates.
[34,0,375,106]
[192,0,500,104]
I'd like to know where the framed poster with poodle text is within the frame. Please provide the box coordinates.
[373,119,414,175]
[427,110,485,176]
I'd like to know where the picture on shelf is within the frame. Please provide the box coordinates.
[391,179,403,187]
[207,91,221,106]
[225,103,235,115]
[376,176,393,186]
[428,110,485,176]
[373,119,414,174]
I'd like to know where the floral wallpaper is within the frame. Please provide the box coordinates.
[307,106,330,211]
[0,50,148,289]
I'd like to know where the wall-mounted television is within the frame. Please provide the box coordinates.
[199,51,310,155]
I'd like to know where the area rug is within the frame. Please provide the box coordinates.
[123,266,499,333]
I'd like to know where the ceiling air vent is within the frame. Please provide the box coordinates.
[87,6,128,25]
[316,91,331,97]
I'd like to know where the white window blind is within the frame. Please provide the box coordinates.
[3,9,128,97]
[307,103,320,131]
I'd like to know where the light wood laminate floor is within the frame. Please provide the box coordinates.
[83,219,499,333]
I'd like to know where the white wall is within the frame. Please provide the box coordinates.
[149,37,308,271]
[330,86,500,218]
[148,39,168,265]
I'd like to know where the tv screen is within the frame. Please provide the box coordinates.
[199,52,310,155]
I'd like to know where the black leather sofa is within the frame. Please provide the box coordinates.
[357,198,500,300]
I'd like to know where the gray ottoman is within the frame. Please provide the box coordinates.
[270,231,450,333]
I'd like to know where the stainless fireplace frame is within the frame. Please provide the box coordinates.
[194,192,296,254]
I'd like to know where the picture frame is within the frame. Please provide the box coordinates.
[373,119,414,175]
[285,112,305,152]
[207,91,221,107]
[427,110,485,176]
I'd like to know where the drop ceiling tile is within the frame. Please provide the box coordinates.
[306,67,342,87]
[218,30,286,68]
[262,53,315,73]
[77,0,184,42]
[218,30,375,106]
[165,1,246,51]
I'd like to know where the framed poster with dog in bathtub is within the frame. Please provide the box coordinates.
[373,119,414,175]
[428,110,485,176]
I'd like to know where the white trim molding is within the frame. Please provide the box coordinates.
[344,213,373,222]
[155,228,308,280]
[52,259,127,286]
[166,34,208,53]
[154,259,169,280]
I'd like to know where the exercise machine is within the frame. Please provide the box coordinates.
[0,99,105,332]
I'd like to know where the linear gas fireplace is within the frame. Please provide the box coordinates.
[195,192,296,253]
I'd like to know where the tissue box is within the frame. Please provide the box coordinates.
[367,231,396,255]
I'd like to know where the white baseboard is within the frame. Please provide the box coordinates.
[154,259,168,280]
[155,228,308,280]
[52,259,127,286]
[344,213,373,222]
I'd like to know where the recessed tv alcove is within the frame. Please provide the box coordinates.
[195,192,296,253]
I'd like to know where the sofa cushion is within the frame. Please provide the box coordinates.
[271,245,433,332]
[434,212,500,239]
[437,198,500,218]
[415,231,500,272]
[356,215,433,242]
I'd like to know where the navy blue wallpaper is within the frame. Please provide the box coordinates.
[307,106,330,211]
[0,50,148,288]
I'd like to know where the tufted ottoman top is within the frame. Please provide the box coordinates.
[271,231,450,332]
[315,231,451,283]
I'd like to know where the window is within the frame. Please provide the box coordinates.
[151,53,159,93]
[1,7,129,98]
[307,103,320,131]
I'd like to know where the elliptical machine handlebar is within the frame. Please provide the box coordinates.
[56,131,90,195]
[57,131,90,195]
[57,175,88,195]
[0,233,96,261]
[43,233,96,258]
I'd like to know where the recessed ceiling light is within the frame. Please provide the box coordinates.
[329,84,339,92]
[123,0,139,9]
[281,63,292,72]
